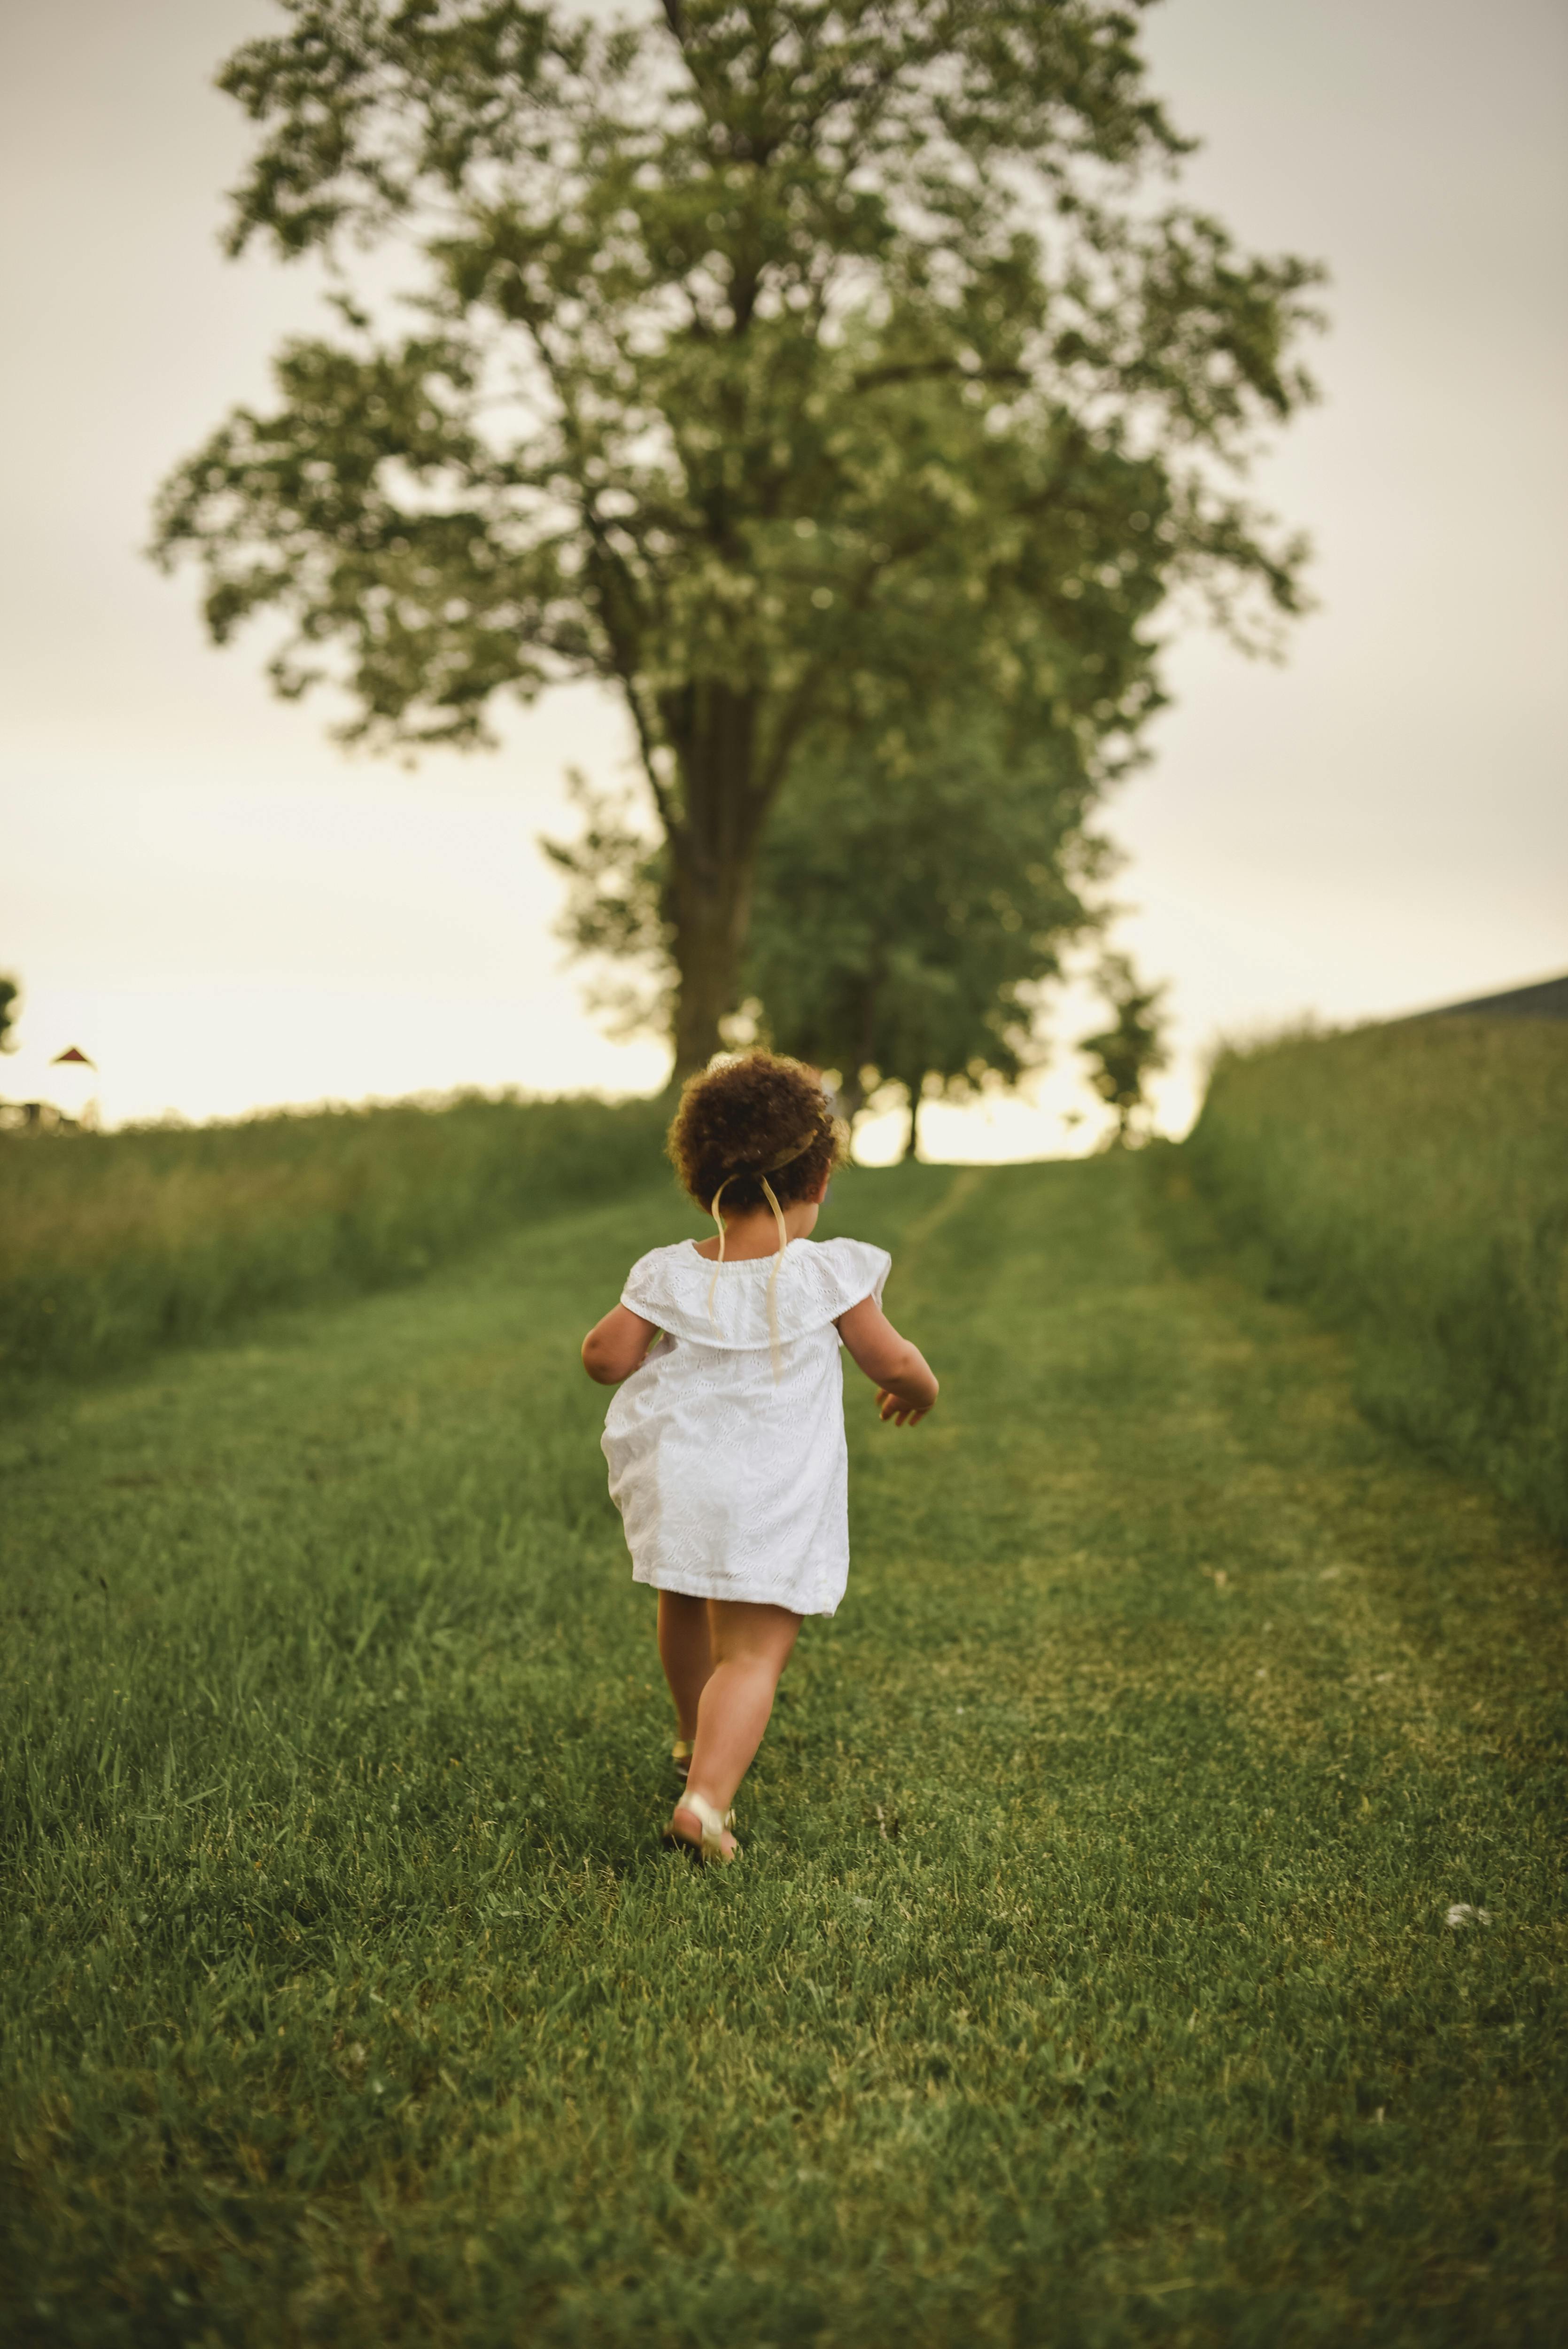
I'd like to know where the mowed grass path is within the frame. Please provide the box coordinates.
[2,1159,1563,2347]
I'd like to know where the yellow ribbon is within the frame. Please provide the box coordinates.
[707,1171,792,1381]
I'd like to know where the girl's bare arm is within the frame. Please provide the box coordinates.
[581,1304,660,1385]
[835,1296,939,1426]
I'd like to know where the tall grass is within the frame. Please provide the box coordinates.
[1177,1015,1568,1539]
[0,1090,668,1385]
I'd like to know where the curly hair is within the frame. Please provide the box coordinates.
[667,1052,845,1216]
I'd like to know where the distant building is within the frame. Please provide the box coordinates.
[0,1044,100,1131]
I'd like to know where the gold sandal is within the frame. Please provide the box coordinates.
[663,1790,739,1866]
[671,1737,694,1781]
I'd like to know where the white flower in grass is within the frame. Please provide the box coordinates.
[1445,1903,1493,1928]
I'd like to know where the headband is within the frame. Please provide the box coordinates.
[754,1120,829,1177]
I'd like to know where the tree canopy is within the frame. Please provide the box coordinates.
[1079,949,1169,1143]
[153,0,1322,1071]
[743,704,1110,1152]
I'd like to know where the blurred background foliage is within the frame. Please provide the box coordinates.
[1168,1013,1568,1541]
[545,696,1122,1155]
[6,1004,1564,1550]
[0,1092,668,1388]
[744,706,1109,1150]
[1079,952,1171,1146]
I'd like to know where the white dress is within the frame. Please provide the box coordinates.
[601,1235,891,1617]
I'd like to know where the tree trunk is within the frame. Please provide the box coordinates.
[891,1082,921,1163]
[669,849,756,1076]
[834,1072,867,1162]
[835,1073,867,1124]
[663,683,768,1078]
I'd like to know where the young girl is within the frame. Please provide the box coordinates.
[581,1052,939,1864]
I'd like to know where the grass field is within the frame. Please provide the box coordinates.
[1179,1016,1568,1540]
[0,1091,666,1389]
[3,1155,1564,2346]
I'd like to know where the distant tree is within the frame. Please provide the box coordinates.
[152,1,1321,1076]
[1079,951,1169,1143]
[0,973,19,1055]
[744,708,1110,1155]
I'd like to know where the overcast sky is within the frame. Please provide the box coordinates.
[2,0,1564,1148]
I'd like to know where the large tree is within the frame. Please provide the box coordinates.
[153,0,1320,1073]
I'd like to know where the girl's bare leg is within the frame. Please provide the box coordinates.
[657,1590,713,1742]
[672,1601,801,1856]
